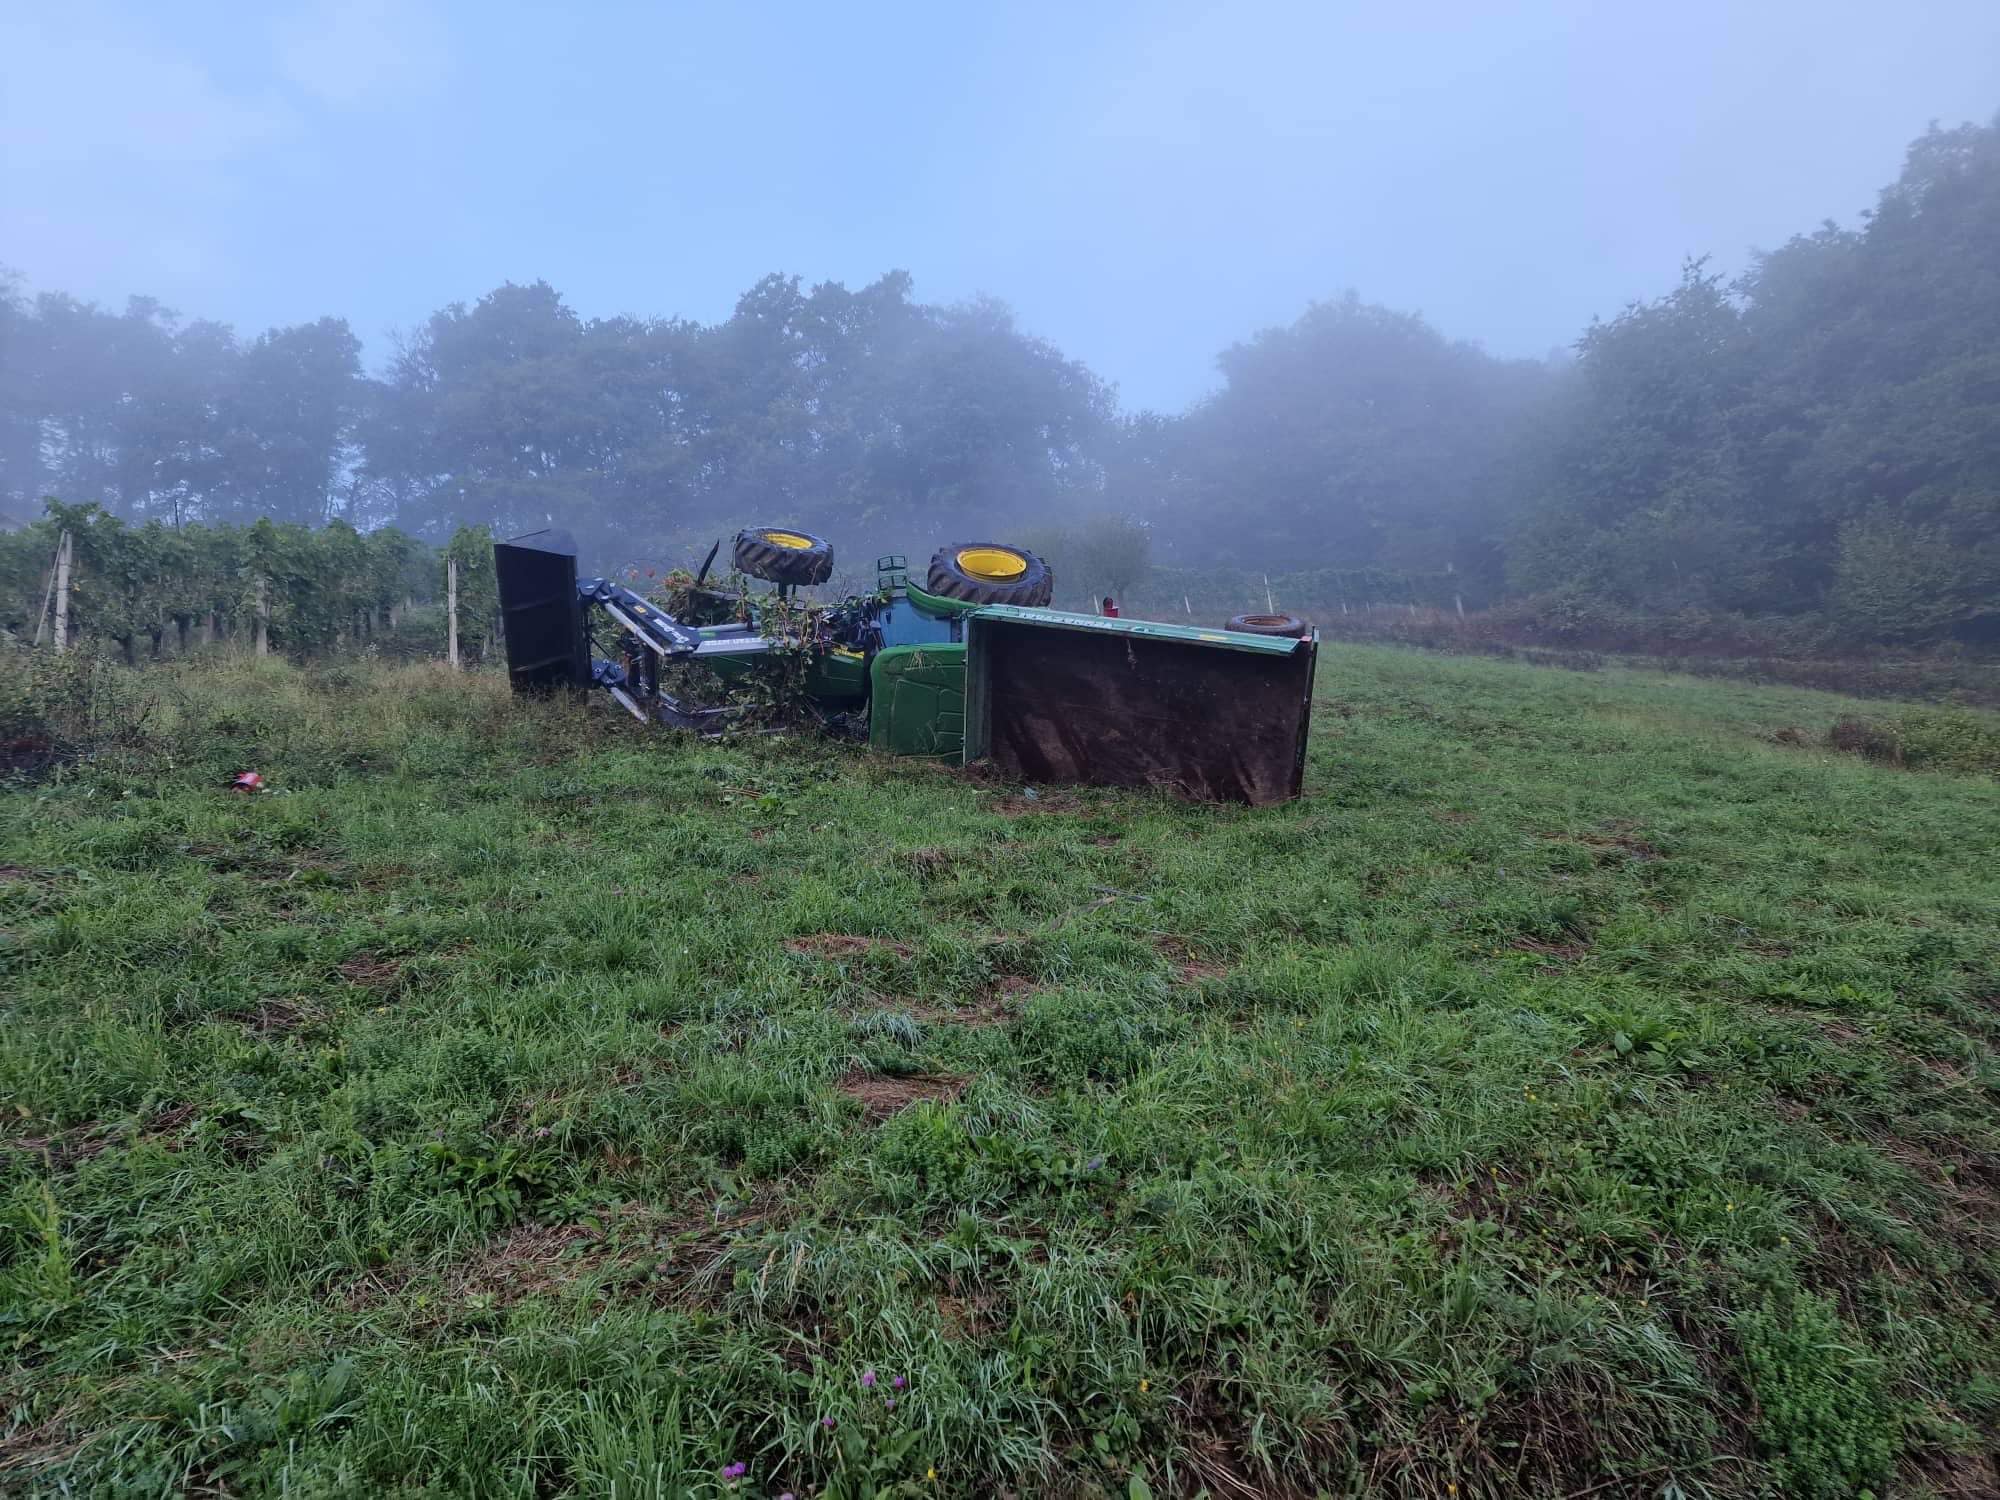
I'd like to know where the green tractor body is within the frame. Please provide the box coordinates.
[869,644,969,760]
[494,532,1318,803]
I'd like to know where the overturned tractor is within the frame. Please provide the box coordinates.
[494,526,1317,804]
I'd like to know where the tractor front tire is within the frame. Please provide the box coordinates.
[926,542,1054,607]
[1226,612,1310,638]
[734,527,835,586]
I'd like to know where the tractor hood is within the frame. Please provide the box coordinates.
[962,607,1318,805]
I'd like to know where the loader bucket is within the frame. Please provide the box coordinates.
[962,608,1318,804]
[495,529,589,692]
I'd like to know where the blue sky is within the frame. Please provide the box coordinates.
[6,0,1998,411]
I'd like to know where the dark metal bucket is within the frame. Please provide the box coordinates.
[963,608,1318,804]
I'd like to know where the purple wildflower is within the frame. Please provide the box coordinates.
[820,1415,836,1431]
[721,1461,746,1480]
[860,1369,876,1389]
[892,1374,907,1390]
[534,1126,551,1139]
[884,1396,897,1410]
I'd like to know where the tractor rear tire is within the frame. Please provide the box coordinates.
[926,542,1054,607]
[1226,612,1310,638]
[734,527,835,586]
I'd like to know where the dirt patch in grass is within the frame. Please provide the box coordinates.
[349,1197,780,1314]
[1802,1206,1928,1326]
[1904,1450,2000,1500]
[786,933,915,959]
[765,1303,841,1371]
[1156,936,1230,985]
[0,1403,90,1477]
[1,1123,119,1171]
[897,847,955,875]
[1767,1008,1866,1045]
[1177,1378,1339,1500]
[837,1071,966,1121]
[336,952,404,990]
[911,994,1018,1027]
[990,790,1085,817]
[10,1104,203,1172]
[935,1290,1005,1340]
[1542,822,1664,862]
[194,843,353,885]
[1398,1370,1697,1499]
[1598,830,1663,861]
[335,1253,425,1311]
[144,1102,198,1135]
[233,997,320,1035]
[1510,934,1590,964]
[1431,1166,1545,1249]
[450,1221,631,1304]
[928,972,1040,1022]
[0,864,35,883]
[1901,1049,1976,1085]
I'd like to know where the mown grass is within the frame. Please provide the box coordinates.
[3,647,1997,1498]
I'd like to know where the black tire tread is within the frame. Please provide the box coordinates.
[925,542,1054,607]
[1225,612,1310,638]
[733,527,834,586]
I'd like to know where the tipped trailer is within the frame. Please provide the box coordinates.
[494,526,1318,804]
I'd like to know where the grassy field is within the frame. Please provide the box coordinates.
[3,647,1998,1498]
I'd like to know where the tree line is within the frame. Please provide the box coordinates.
[3,113,1996,646]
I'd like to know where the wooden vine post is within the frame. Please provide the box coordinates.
[34,530,71,650]
[447,558,461,669]
[50,530,73,653]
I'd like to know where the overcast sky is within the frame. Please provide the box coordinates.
[6,0,1998,411]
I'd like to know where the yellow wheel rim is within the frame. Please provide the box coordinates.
[956,546,1028,581]
[762,530,815,550]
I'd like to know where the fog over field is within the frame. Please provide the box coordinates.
[5,2,1999,643]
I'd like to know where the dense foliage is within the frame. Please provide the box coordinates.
[0,506,437,660]
[3,114,1996,644]
[1513,119,2000,641]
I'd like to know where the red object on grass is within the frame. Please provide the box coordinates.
[231,771,264,792]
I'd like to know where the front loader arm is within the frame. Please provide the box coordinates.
[497,529,774,729]
[579,577,704,658]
